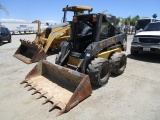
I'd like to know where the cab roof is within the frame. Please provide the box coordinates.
[62,6,93,12]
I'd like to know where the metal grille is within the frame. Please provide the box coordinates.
[139,38,160,43]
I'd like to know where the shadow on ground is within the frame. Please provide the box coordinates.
[127,53,160,63]
[1,41,11,46]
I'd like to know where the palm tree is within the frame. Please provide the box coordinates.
[152,14,157,18]
[0,3,8,14]
[121,18,125,25]
[135,15,140,20]
[131,15,140,26]
[126,16,132,25]
[116,17,121,25]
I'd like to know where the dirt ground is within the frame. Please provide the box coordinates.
[0,35,160,120]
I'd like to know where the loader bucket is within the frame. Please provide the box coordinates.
[13,40,46,64]
[21,60,92,116]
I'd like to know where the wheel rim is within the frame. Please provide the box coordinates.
[119,56,126,71]
[100,63,110,82]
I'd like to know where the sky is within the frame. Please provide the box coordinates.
[0,0,159,23]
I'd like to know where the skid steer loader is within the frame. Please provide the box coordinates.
[20,13,127,116]
[13,5,93,64]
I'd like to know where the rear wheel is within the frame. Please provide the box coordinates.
[87,58,111,86]
[109,52,127,75]
[8,36,11,43]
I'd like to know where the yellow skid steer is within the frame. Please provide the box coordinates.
[20,6,102,117]
[20,12,127,116]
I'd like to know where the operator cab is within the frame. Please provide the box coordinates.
[72,13,121,53]
[44,5,93,41]
[62,5,93,34]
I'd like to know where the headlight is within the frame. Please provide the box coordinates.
[132,37,139,42]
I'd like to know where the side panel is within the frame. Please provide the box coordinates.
[81,33,126,73]
[95,47,122,59]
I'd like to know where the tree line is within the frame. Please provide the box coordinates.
[116,14,158,26]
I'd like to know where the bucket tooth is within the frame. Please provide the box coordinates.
[31,88,42,95]
[48,97,55,104]
[42,96,54,105]
[56,101,66,110]
[20,39,25,42]
[24,81,33,87]
[36,91,48,99]
[20,79,30,84]
[50,102,60,111]
[28,84,37,91]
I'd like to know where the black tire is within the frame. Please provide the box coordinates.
[55,41,71,64]
[109,52,127,75]
[8,36,11,43]
[0,40,2,46]
[58,41,65,51]
[130,49,139,55]
[55,52,62,64]
[87,58,111,86]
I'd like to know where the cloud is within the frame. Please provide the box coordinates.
[0,18,27,22]
[0,18,61,24]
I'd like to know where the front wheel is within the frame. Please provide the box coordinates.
[55,52,62,64]
[87,58,111,86]
[58,41,65,51]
